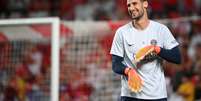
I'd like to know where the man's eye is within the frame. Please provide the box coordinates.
[132,2,137,5]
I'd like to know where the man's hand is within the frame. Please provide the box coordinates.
[134,45,161,63]
[125,68,143,93]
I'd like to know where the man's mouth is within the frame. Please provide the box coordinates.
[131,11,137,16]
[130,10,137,15]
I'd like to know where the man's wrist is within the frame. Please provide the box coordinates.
[154,46,161,54]
[124,67,137,75]
[124,67,131,75]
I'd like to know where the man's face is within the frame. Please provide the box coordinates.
[127,0,148,20]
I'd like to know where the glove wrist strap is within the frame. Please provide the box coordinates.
[154,46,161,54]
[124,67,131,75]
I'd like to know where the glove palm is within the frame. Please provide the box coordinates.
[125,68,143,93]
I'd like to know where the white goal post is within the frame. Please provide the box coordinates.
[0,17,60,101]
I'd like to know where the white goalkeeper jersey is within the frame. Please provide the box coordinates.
[110,20,179,99]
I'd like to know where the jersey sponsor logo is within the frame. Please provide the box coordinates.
[150,39,157,45]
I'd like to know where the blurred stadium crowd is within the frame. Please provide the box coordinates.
[0,0,200,20]
[0,41,51,101]
[163,19,201,101]
[0,0,201,101]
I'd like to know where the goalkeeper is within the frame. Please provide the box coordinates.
[110,0,181,101]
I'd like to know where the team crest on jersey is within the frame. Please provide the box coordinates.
[150,39,157,45]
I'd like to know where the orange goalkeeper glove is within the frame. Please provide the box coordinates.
[134,45,161,63]
[124,68,143,93]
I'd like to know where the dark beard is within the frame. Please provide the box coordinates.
[128,10,144,20]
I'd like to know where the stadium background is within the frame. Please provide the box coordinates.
[0,0,201,101]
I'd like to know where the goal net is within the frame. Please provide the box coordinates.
[0,18,60,101]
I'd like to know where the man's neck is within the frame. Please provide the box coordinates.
[132,16,150,30]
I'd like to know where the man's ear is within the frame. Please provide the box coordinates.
[143,1,148,9]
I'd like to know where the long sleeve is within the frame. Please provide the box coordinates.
[112,55,127,75]
[158,46,181,64]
